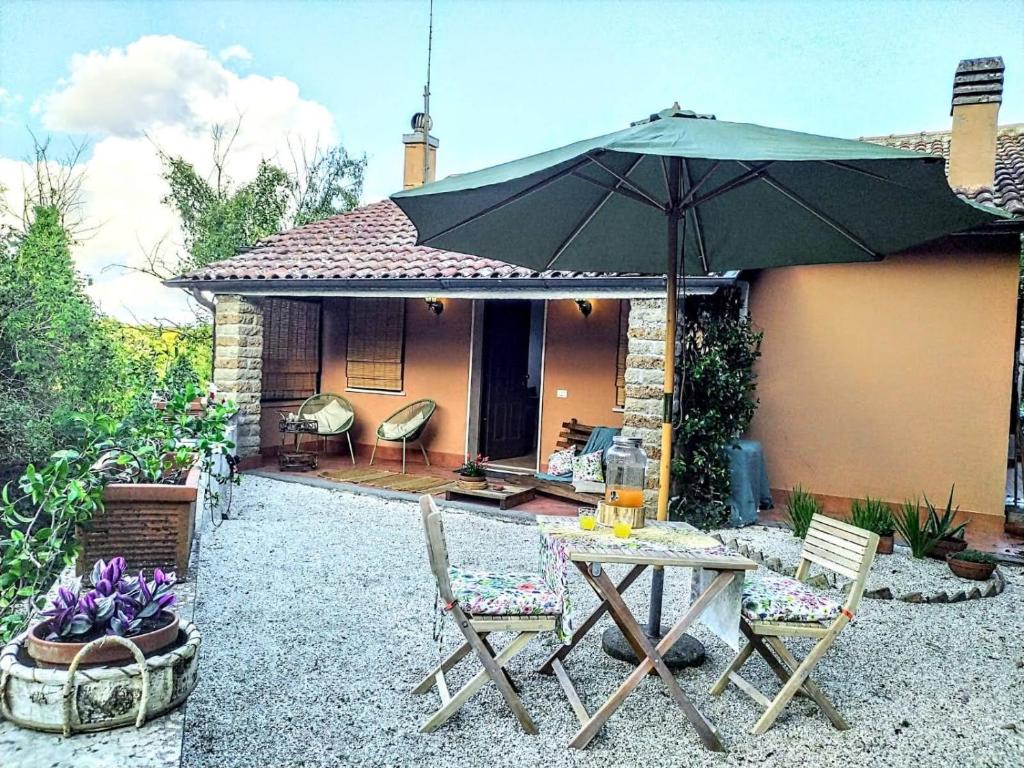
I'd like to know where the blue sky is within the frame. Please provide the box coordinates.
[1,0,1022,319]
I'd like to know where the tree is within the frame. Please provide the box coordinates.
[0,205,117,468]
[136,125,367,314]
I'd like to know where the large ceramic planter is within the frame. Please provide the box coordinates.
[0,621,200,735]
[78,466,200,577]
[26,612,179,667]
[926,537,967,561]
[946,554,996,581]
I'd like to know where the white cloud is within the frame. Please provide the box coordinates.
[219,44,252,64]
[3,35,339,322]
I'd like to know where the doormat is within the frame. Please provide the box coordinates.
[318,468,455,495]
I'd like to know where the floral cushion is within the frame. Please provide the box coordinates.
[546,447,576,477]
[448,567,562,617]
[741,574,842,623]
[571,451,604,483]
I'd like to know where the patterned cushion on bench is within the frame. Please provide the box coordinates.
[741,574,842,623]
[449,567,563,617]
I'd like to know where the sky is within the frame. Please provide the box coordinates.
[1,0,1022,322]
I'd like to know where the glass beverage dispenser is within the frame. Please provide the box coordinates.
[599,436,648,527]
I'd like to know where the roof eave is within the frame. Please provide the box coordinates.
[163,273,739,299]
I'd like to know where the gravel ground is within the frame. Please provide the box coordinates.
[725,525,1002,598]
[181,476,1024,768]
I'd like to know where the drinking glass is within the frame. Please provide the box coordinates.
[577,507,598,531]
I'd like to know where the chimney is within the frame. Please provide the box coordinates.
[948,56,1004,189]
[403,112,438,189]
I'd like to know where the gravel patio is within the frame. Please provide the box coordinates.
[181,475,1024,767]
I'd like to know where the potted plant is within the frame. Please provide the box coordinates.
[77,383,237,576]
[455,454,489,489]
[849,496,895,554]
[27,557,178,667]
[922,485,968,561]
[946,549,997,581]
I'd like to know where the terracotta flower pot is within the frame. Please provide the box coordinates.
[27,611,180,668]
[78,466,200,576]
[946,554,996,581]
[876,533,894,555]
[926,536,967,561]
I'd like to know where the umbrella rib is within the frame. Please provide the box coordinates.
[678,161,721,208]
[681,159,710,274]
[680,162,773,211]
[572,171,665,212]
[822,160,921,192]
[547,155,646,268]
[418,155,595,246]
[736,161,880,258]
[584,153,668,211]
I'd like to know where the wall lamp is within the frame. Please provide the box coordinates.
[424,297,444,316]
[574,299,593,317]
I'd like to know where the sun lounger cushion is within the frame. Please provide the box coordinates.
[381,410,426,440]
[546,447,576,477]
[314,399,353,433]
[448,567,563,616]
[741,574,842,623]
[571,451,604,483]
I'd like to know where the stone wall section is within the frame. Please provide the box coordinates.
[214,295,263,458]
[621,298,680,506]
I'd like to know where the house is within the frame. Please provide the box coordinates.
[168,56,1024,520]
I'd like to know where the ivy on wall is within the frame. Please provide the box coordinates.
[670,288,763,529]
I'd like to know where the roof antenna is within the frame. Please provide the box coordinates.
[421,0,434,185]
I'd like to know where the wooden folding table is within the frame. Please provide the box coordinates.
[535,517,757,752]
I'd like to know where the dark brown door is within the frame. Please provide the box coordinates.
[480,300,538,461]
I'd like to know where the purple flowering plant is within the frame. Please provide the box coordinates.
[40,557,177,641]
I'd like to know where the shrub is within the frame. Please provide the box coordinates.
[0,384,236,643]
[849,497,894,536]
[786,485,821,539]
[670,289,762,529]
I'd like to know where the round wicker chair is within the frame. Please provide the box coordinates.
[298,393,357,464]
[370,399,436,473]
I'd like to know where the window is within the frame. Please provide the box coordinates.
[346,298,406,391]
[615,300,630,408]
[261,299,321,401]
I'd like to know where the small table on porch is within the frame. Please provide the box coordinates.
[535,516,757,752]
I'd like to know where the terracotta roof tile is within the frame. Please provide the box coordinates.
[862,124,1024,215]
[176,198,636,284]
[178,127,1024,285]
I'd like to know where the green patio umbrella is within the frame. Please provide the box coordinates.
[392,106,999,657]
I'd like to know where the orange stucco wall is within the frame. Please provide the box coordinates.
[538,299,624,465]
[261,297,471,467]
[747,240,1019,517]
[324,297,471,466]
[259,296,625,470]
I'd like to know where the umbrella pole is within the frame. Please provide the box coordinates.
[647,162,679,636]
[604,157,704,669]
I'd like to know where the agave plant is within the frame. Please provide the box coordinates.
[849,497,894,536]
[40,557,177,641]
[923,484,967,541]
[786,485,821,539]
[893,498,939,559]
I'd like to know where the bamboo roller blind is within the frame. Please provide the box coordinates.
[262,299,321,401]
[346,298,405,391]
[615,300,630,408]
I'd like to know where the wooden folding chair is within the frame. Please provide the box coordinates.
[411,496,561,735]
[710,513,878,734]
